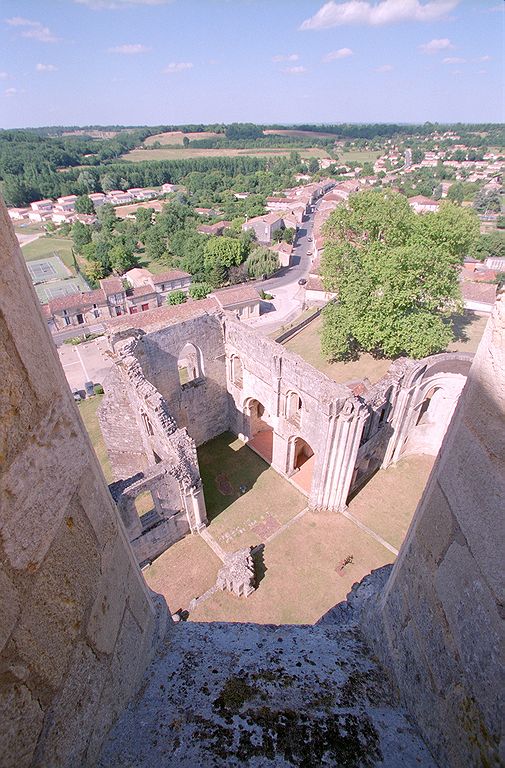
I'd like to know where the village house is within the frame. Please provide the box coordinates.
[7,207,30,221]
[54,195,78,212]
[161,183,177,194]
[127,188,157,201]
[211,284,261,319]
[268,240,293,268]
[197,221,231,236]
[89,192,106,207]
[242,212,285,244]
[106,190,133,205]
[46,288,108,331]
[408,195,440,214]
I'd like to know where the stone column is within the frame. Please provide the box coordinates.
[311,399,366,512]
[185,482,207,531]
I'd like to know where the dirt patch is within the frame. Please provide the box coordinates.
[216,473,234,496]
[253,516,281,540]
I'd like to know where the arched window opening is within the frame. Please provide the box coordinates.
[231,355,243,388]
[293,437,314,470]
[416,387,438,427]
[178,342,204,387]
[286,391,303,428]
[141,411,154,436]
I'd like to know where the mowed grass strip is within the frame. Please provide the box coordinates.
[284,312,488,386]
[77,394,113,483]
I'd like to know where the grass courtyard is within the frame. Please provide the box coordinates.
[198,433,307,553]
[284,312,488,386]
[143,432,435,625]
[77,394,113,483]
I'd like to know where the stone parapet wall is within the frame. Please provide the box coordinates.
[0,199,166,767]
[363,294,505,767]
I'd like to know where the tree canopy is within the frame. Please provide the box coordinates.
[321,190,479,361]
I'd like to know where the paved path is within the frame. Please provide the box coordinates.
[199,527,227,562]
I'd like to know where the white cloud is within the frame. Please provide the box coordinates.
[163,62,193,74]
[282,66,307,74]
[108,43,151,54]
[272,53,299,63]
[36,63,58,72]
[442,56,465,64]
[4,87,18,95]
[74,0,171,8]
[5,17,59,43]
[477,55,492,62]
[323,48,353,61]
[375,63,393,72]
[300,0,460,30]
[419,37,454,53]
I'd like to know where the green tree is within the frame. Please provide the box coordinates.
[109,244,137,274]
[188,282,212,300]
[321,191,474,361]
[182,136,190,148]
[204,236,245,272]
[75,195,95,214]
[469,232,505,261]
[71,221,92,253]
[308,158,319,174]
[245,246,279,278]
[473,189,501,214]
[167,289,187,305]
[144,227,167,261]
[84,260,106,284]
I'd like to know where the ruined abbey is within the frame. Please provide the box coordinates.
[1,195,504,767]
[98,294,472,566]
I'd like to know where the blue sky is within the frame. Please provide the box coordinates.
[1,0,503,128]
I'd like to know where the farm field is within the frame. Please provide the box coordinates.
[339,149,381,164]
[123,146,330,162]
[144,130,222,146]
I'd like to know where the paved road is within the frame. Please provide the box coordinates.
[247,201,321,335]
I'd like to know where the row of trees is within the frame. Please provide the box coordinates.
[321,191,480,361]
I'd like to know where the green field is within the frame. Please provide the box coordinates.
[22,236,76,269]
[123,146,329,163]
[77,394,113,483]
[338,150,381,164]
[284,312,488,386]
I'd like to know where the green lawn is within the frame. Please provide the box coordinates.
[284,311,488,386]
[339,150,381,165]
[77,394,113,483]
[198,432,306,553]
[22,236,76,271]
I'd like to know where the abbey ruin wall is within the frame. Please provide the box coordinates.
[0,201,166,767]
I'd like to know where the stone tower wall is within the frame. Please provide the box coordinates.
[0,200,166,767]
[364,293,505,767]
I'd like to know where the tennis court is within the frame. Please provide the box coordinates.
[28,256,89,304]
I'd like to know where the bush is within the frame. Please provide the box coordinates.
[167,290,187,305]
[188,282,212,300]
[93,384,104,395]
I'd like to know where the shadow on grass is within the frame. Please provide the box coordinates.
[448,312,475,344]
[197,431,270,523]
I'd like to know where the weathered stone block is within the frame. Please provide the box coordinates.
[0,566,19,654]
[0,682,44,768]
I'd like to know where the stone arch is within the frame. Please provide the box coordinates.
[402,373,467,458]
[243,397,273,464]
[177,342,205,387]
[230,354,243,388]
[288,436,315,495]
[285,390,303,428]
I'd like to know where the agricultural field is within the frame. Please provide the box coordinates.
[144,130,222,146]
[123,146,330,162]
[338,149,381,164]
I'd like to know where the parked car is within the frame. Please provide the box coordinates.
[308,236,313,242]
[298,278,307,286]
[84,381,95,398]
[72,389,82,402]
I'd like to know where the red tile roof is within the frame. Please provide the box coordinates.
[461,282,496,305]
[105,297,220,332]
[100,277,124,295]
[48,288,106,313]
[212,284,260,308]
[151,269,191,285]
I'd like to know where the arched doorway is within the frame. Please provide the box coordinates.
[289,437,315,495]
[244,398,273,464]
[178,342,204,387]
